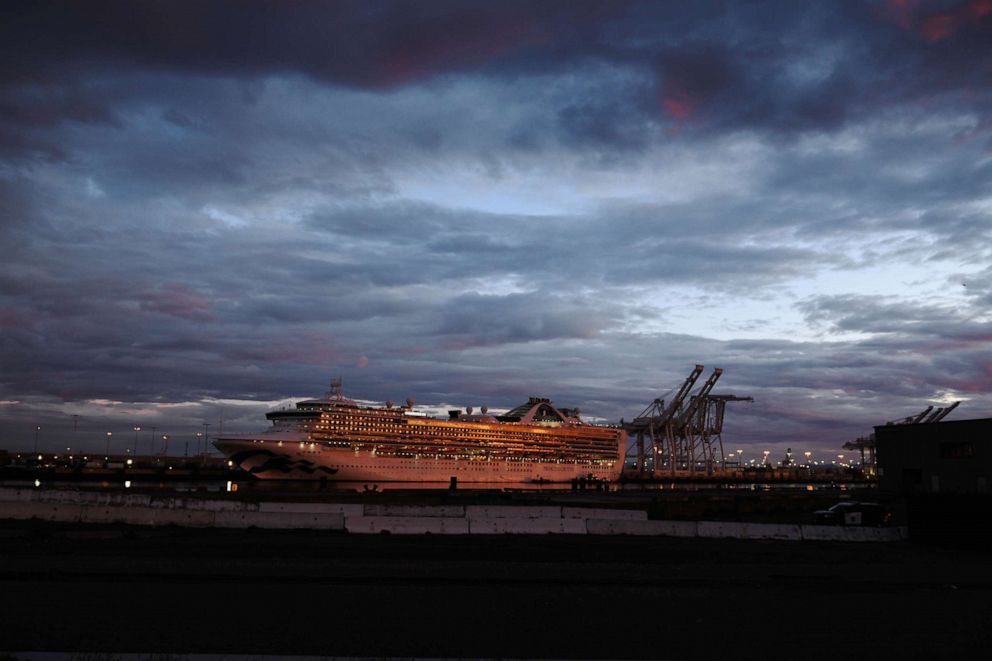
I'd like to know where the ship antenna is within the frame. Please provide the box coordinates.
[327,377,345,401]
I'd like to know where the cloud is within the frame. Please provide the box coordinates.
[437,291,622,348]
[139,283,213,321]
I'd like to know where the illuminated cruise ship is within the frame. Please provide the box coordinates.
[214,380,625,483]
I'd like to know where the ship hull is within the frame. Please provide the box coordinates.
[216,438,619,483]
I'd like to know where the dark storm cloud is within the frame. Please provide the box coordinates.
[2,0,990,152]
[645,1,992,134]
[0,0,611,87]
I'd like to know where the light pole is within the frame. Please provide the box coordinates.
[804,451,812,467]
[150,426,157,456]
[106,432,113,457]
[33,426,41,453]
[202,423,210,456]
[132,426,141,455]
[736,449,743,470]
[196,432,203,456]
[162,435,169,456]
[762,450,770,467]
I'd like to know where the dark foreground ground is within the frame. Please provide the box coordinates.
[1,521,990,660]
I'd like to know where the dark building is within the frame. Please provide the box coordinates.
[875,417,992,494]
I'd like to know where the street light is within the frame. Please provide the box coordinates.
[132,426,141,455]
[150,426,157,456]
[106,432,113,456]
[736,449,743,469]
[34,426,41,453]
[196,432,203,456]
[162,435,169,456]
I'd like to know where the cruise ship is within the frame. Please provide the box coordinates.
[214,380,625,483]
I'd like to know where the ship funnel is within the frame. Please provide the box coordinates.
[406,397,415,409]
[481,406,488,414]
[386,400,394,409]
[466,406,474,415]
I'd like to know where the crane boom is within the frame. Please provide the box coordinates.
[931,401,960,422]
[910,406,934,424]
[628,364,703,430]
[678,368,723,425]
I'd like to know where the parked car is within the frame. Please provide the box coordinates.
[813,501,893,526]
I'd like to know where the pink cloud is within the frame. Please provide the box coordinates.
[662,95,696,121]
[882,0,991,41]
[0,308,30,329]
[968,0,992,19]
[883,0,918,30]
[920,13,959,41]
[372,9,547,87]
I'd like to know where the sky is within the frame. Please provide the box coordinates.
[1,0,991,461]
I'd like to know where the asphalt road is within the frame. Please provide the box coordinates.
[1,522,990,659]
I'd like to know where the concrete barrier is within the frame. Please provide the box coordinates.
[800,525,907,542]
[697,521,802,541]
[0,501,83,523]
[0,488,30,502]
[258,502,362,517]
[109,508,218,527]
[562,507,647,521]
[740,523,802,541]
[0,488,911,540]
[585,519,698,537]
[468,517,587,534]
[465,505,562,519]
[696,521,743,539]
[364,504,466,518]
[215,510,344,530]
[185,499,254,512]
[345,515,470,534]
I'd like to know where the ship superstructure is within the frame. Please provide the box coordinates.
[214,380,625,483]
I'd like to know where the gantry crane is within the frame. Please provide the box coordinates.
[848,401,962,476]
[667,368,723,474]
[703,394,754,471]
[624,364,703,473]
[623,365,752,476]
